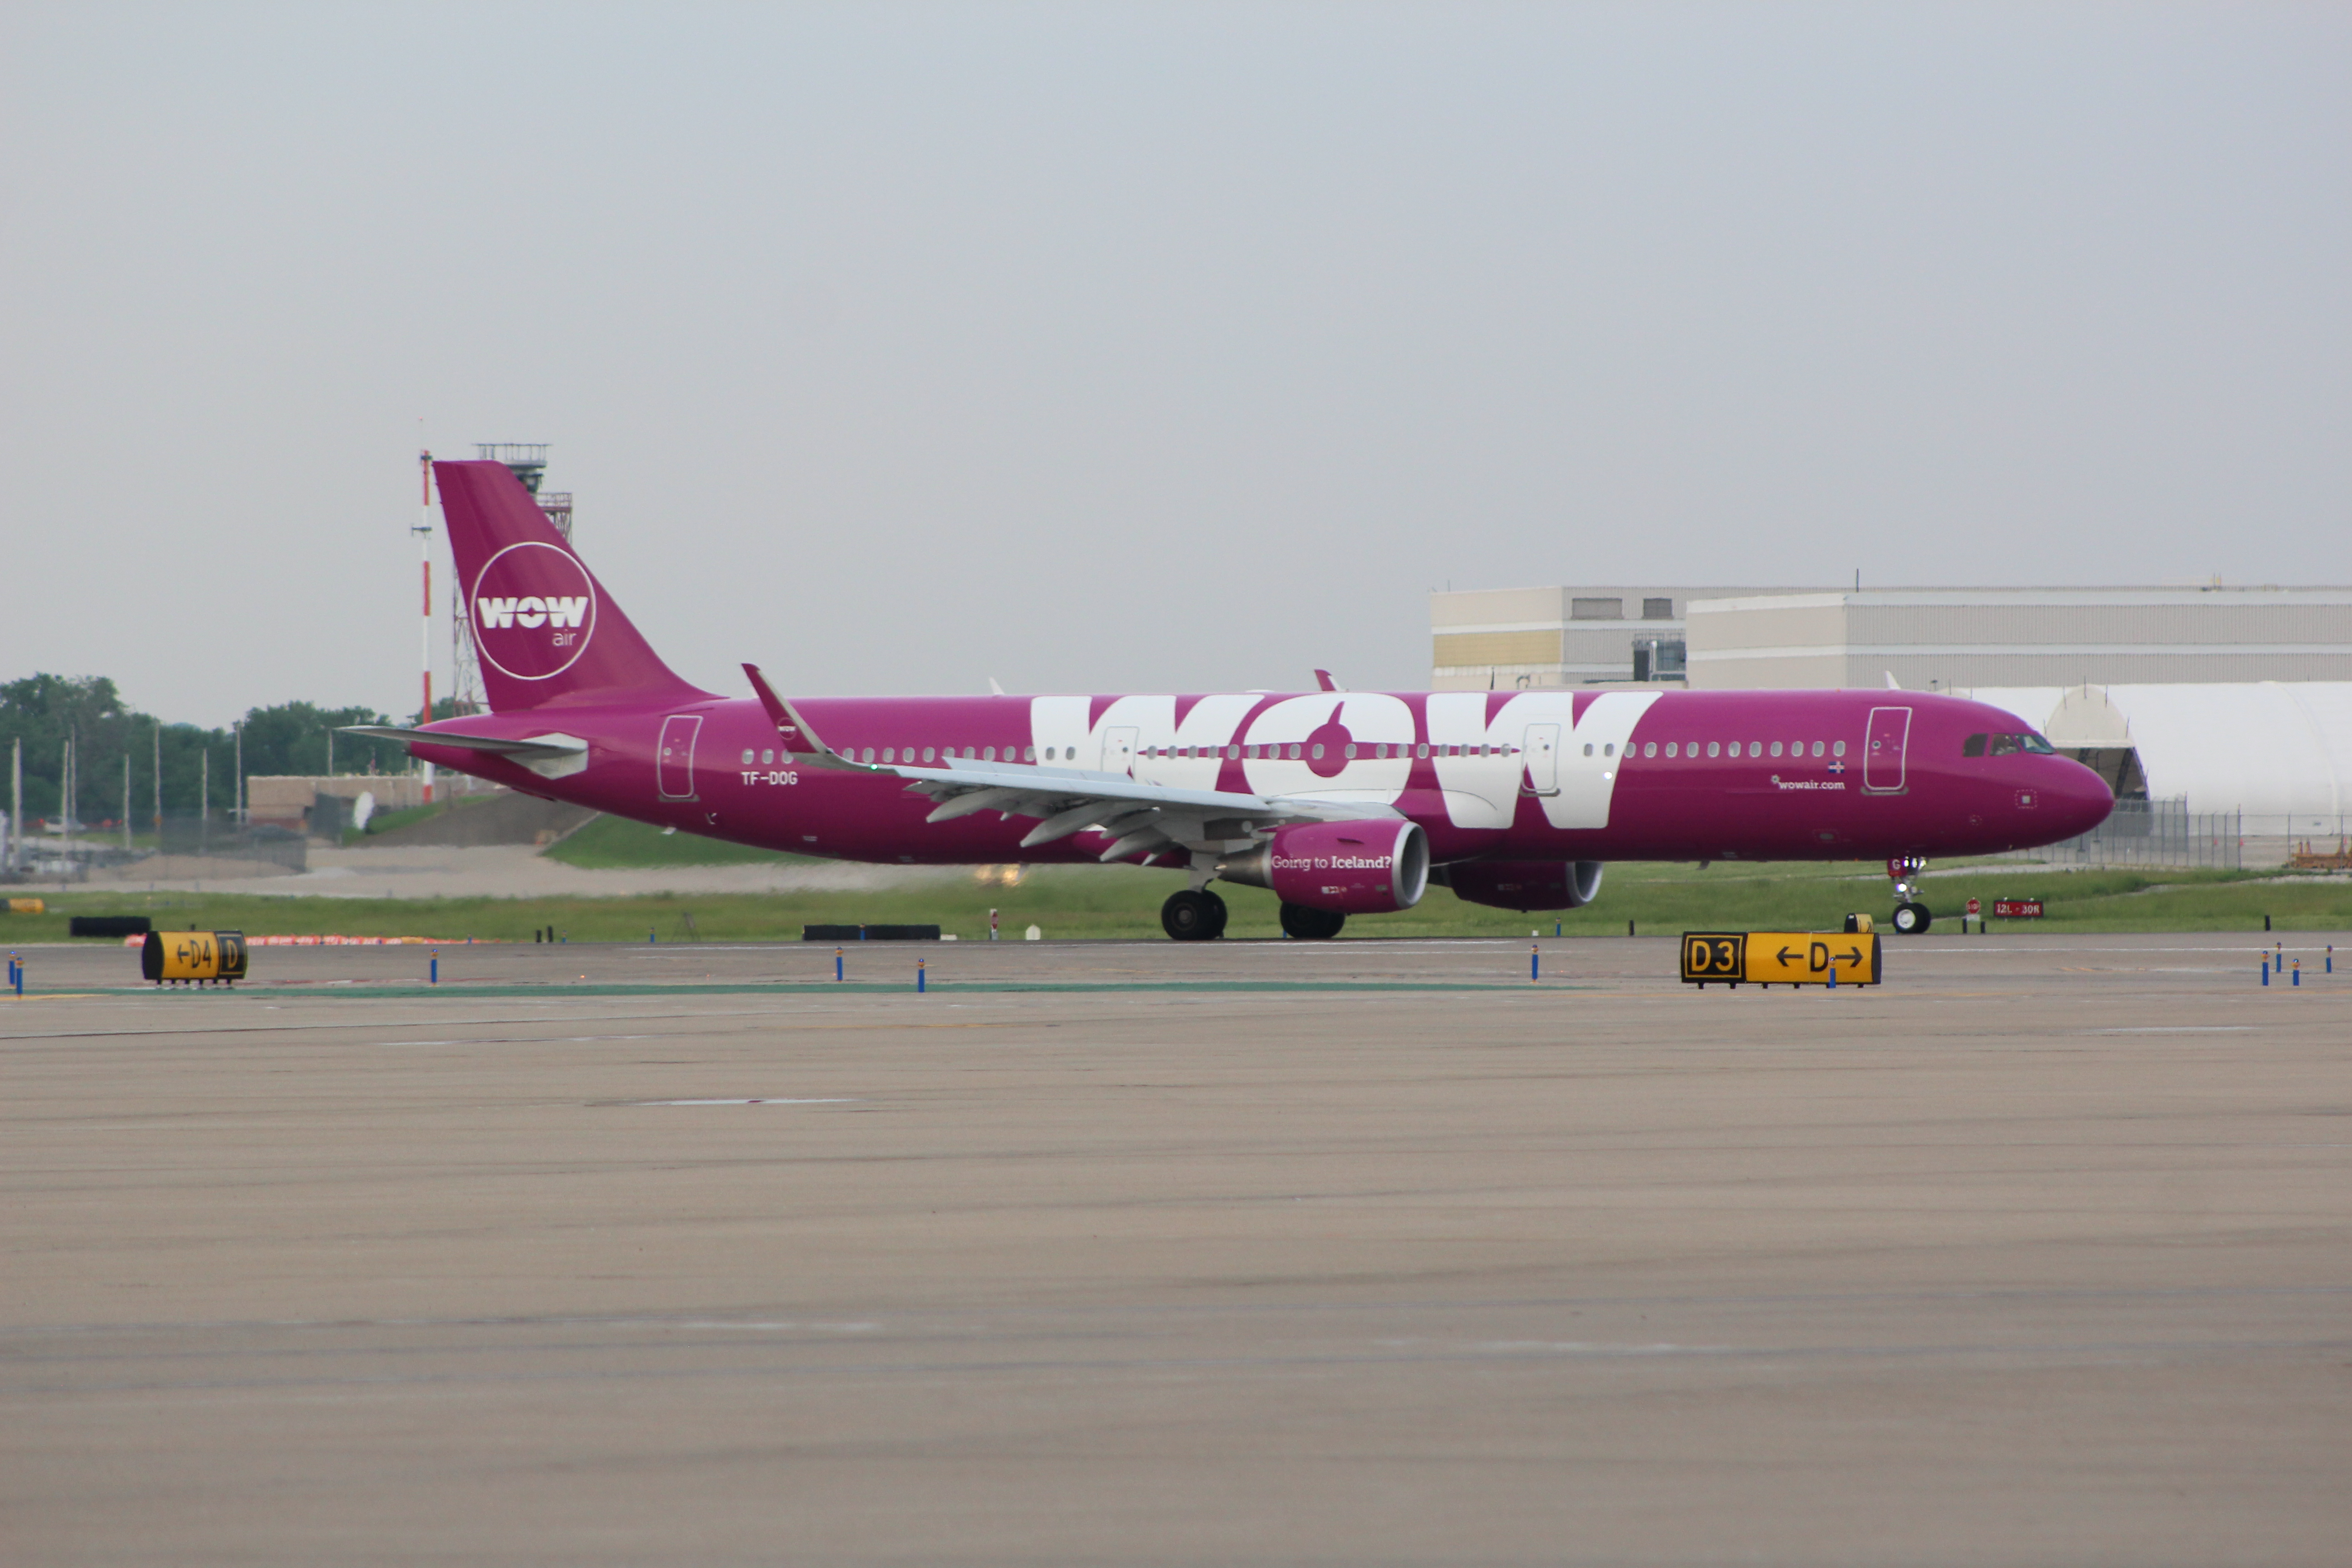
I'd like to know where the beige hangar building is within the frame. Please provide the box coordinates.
[1431,584,2352,692]
[1429,585,2352,842]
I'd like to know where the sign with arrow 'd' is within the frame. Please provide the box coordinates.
[1681,930,1882,988]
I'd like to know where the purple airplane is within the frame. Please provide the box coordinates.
[349,461,2113,940]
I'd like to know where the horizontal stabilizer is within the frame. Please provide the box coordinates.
[339,725,585,759]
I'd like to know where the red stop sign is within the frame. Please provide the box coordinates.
[1966,897,1981,916]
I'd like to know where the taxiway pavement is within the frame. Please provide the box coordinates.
[5,934,2346,1563]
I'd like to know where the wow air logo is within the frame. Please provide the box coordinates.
[469,541,597,681]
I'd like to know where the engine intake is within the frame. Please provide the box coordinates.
[1441,859,1604,912]
[1216,820,1429,914]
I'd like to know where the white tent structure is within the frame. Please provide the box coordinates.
[1957,682,2352,839]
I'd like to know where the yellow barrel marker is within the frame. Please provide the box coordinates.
[141,931,250,987]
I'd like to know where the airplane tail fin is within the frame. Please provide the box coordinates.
[434,460,709,712]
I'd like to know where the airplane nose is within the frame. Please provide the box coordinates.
[2049,760,2115,838]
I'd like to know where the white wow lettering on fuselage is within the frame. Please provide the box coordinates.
[1009,691,1656,832]
[476,595,590,630]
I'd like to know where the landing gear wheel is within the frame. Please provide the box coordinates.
[1200,889,1228,939]
[1279,902,1347,940]
[1891,901,1932,934]
[1162,889,1225,941]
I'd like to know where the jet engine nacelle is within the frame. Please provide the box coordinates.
[1216,820,1430,914]
[1440,859,1604,912]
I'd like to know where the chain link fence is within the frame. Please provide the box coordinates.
[1999,797,2241,870]
[155,813,309,872]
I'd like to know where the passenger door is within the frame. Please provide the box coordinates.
[657,714,702,800]
[1864,706,1911,793]
[1521,722,1561,797]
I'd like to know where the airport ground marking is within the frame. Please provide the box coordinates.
[55,979,1602,1001]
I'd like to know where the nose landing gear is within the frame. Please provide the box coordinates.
[1886,855,1932,934]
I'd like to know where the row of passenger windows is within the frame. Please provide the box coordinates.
[1636,739,1847,760]
[739,741,1524,766]
[1140,742,1516,761]
[742,738,1851,767]
[742,745,1061,765]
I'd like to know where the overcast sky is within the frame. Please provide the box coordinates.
[3,3,2346,726]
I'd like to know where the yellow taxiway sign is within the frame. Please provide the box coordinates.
[1681,931,1882,987]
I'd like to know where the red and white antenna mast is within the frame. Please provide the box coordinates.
[414,449,436,802]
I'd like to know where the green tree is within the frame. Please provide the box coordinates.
[0,674,161,825]
[1,675,417,827]
[237,701,409,780]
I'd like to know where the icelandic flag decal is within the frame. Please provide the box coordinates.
[1827,759,1846,775]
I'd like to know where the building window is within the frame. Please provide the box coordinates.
[1570,597,1623,620]
[1642,597,1673,620]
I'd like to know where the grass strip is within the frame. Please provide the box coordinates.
[9,861,2348,942]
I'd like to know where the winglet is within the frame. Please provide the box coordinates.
[1313,668,1344,692]
[1884,671,1901,690]
[742,664,867,771]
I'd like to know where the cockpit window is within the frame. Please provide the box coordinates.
[1984,732,2057,757]
[1962,734,1987,758]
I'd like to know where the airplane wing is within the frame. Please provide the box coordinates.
[741,664,1396,863]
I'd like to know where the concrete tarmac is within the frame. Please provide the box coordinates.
[4,933,2347,1564]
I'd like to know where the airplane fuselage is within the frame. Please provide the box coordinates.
[413,685,2113,869]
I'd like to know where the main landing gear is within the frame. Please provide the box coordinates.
[1887,855,1932,934]
[1279,902,1347,941]
[1161,888,1229,941]
[1159,888,1349,941]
